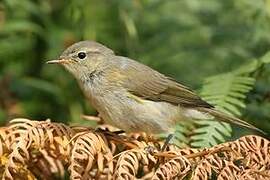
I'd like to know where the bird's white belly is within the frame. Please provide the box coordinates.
[95,92,185,134]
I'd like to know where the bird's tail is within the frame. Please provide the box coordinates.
[197,107,266,135]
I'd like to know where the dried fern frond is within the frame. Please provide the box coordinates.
[192,135,270,179]
[237,169,270,180]
[229,135,270,170]
[1,118,75,179]
[0,119,269,179]
[69,131,114,180]
[0,127,10,156]
[113,147,157,180]
[152,152,191,180]
[30,149,65,179]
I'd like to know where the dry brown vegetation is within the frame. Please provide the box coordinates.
[0,118,269,180]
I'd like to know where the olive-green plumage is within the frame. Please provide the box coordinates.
[47,41,263,135]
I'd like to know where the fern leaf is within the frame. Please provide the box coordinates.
[261,52,270,63]
[69,131,113,179]
[113,148,156,179]
[162,121,194,148]
[191,121,231,147]
[152,153,191,179]
[190,58,269,148]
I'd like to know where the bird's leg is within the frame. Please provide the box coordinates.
[154,133,174,169]
[161,133,174,151]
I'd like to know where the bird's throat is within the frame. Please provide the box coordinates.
[80,70,104,85]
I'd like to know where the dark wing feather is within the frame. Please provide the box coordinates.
[118,57,213,108]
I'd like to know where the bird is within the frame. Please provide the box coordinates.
[47,40,264,136]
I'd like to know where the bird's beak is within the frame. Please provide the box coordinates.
[46,59,74,65]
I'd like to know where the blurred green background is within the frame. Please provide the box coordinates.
[0,0,270,133]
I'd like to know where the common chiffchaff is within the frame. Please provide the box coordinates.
[47,41,263,135]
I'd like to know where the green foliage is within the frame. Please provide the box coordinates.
[190,121,231,147]
[172,54,270,147]
[190,55,270,147]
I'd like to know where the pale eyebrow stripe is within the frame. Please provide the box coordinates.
[87,50,100,53]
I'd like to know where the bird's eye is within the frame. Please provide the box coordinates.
[78,52,86,59]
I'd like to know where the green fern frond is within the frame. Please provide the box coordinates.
[261,52,270,63]
[173,121,195,147]
[190,121,231,147]
[159,121,194,148]
[189,53,270,147]
[201,74,255,116]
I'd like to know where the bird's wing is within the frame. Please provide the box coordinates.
[119,57,213,108]
[117,57,266,134]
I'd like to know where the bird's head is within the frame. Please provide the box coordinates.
[47,41,115,80]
